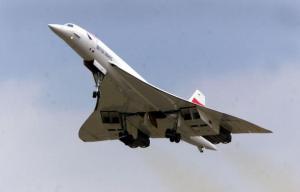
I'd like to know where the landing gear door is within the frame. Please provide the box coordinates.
[84,60,107,76]
[93,60,107,75]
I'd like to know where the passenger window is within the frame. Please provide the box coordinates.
[73,33,80,39]
[87,33,92,40]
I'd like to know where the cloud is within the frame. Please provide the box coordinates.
[222,148,299,192]
[1,62,300,192]
[0,80,82,191]
[140,144,225,192]
[185,63,300,191]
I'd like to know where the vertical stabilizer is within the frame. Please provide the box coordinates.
[189,90,206,106]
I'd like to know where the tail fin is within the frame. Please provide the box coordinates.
[189,90,206,106]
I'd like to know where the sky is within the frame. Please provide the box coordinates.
[0,0,300,191]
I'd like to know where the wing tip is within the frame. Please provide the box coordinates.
[256,126,273,133]
[248,128,273,134]
[264,129,273,133]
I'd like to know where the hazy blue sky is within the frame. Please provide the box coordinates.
[0,0,299,191]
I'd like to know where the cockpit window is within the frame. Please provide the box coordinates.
[65,23,74,27]
[87,33,92,40]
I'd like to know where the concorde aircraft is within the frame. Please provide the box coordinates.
[49,23,271,152]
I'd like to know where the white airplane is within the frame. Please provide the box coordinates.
[49,23,272,152]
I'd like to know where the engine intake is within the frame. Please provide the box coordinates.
[119,130,150,148]
[203,127,232,144]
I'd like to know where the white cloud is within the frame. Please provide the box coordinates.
[186,63,300,191]
[0,62,299,192]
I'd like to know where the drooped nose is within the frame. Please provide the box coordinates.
[48,24,70,40]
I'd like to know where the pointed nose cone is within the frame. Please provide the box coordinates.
[48,24,62,33]
[48,24,69,40]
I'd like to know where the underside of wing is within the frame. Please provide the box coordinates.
[110,64,271,133]
[220,113,272,133]
[79,62,271,144]
[79,110,120,142]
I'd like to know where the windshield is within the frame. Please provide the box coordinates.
[65,23,74,27]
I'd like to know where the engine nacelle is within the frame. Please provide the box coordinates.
[119,130,150,148]
[204,127,232,144]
